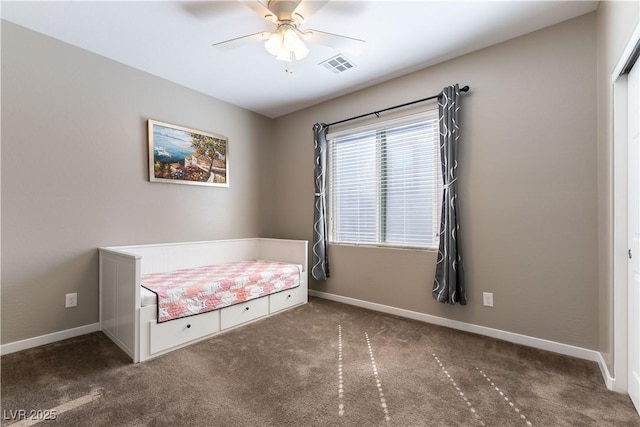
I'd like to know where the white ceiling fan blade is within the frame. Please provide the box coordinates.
[293,0,328,22]
[212,32,271,50]
[240,0,277,22]
[303,29,365,55]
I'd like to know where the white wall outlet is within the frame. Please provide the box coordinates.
[482,292,494,307]
[65,293,77,308]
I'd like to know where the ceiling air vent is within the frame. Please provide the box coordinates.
[320,54,355,74]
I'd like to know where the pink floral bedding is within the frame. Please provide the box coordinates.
[141,260,301,323]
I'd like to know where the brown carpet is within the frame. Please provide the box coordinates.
[1,297,639,426]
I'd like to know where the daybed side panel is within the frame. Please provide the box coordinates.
[99,249,140,361]
[259,239,309,313]
[258,238,308,271]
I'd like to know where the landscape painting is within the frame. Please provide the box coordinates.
[148,120,228,187]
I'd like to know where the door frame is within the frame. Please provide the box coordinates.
[612,20,640,394]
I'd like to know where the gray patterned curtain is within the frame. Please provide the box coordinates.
[433,84,466,305]
[312,123,330,280]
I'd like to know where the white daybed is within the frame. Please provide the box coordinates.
[99,238,308,362]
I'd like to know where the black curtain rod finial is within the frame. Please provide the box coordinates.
[460,85,470,92]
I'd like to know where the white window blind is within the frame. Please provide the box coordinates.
[328,110,442,249]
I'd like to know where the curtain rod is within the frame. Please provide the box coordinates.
[326,85,470,128]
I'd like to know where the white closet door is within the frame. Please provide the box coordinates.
[628,58,640,414]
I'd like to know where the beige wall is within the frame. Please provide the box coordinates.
[1,22,274,343]
[2,9,628,356]
[272,13,599,349]
[596,1,640,374]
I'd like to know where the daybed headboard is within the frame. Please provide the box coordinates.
[101,238,307,275]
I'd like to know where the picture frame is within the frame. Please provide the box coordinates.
[148,120,229,187]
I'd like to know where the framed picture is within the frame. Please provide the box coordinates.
[148,120,229,187]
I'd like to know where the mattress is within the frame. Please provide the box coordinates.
[140,259,302,322]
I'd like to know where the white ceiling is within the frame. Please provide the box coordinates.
[1,1,598,118]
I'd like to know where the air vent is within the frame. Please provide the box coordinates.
[320,54,355,74]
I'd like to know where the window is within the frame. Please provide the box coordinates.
[328,110,442,249]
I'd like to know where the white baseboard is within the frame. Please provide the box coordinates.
[597,351,617,391]
[309,290,613,386]
[0,323,101,356]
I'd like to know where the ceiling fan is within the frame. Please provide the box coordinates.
[212,0,365,74]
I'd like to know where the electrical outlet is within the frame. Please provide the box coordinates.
[482,292,494,307]
[65,293,77,308]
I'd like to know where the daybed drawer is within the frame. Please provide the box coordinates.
[149,309,219,355]
[220,298,268,330]
[269,286,307,313]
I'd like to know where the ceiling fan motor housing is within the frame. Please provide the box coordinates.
[267,0,304,23]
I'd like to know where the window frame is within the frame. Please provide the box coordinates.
[326,109,442,251]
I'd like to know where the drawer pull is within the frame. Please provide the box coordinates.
[287,294,291,298]
[245,307,250,311]
[186,324,191,329]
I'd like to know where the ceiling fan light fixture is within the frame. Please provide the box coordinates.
[291,37,309,60]
[276,49,292,61]
[283,28,300,50]
[266,26,309,62]
[264,32,283,56]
